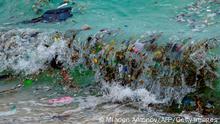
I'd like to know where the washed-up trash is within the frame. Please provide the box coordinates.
[58,0,76,9]
[24,79,33,88]
[78,30,220,113]
[23,7,73,24]
[133,41,145,53]
[205,101,214,109]
[93,58,98,64]
[0,105,16,117]
[48,96,73,105]
[51,108,74,121]
[203,101,215,115]
[52,114,70,121]
[154,62,160,68]
[182,97,194,106]
[171,43,182,52]
[181,96,196,110]
[154,50,163,60]
[123,66,128,73]
[52,32,62,42]
[58,3,69,9]
[190,49,206,67]
[85,30,218,86]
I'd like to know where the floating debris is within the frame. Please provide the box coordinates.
[24,79,33,88]
[0,28,219,115]
[48,96,73,105]
[176,0,220,31]
[23,7,73,24]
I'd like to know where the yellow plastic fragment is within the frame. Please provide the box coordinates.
[93,58,98,64]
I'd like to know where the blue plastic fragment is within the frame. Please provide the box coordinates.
[23,7,73,24]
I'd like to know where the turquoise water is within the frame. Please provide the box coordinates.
[1,0,220,39]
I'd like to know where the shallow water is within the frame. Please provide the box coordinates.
[0,0,220,123]
[1,81,218,124]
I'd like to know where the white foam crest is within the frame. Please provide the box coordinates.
[101,82,162,105]
[0,28,71,75]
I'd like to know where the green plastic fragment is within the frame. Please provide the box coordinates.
[24,79,33,88]
[154,62,160,68]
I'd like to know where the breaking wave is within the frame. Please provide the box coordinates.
[0,28,74,75]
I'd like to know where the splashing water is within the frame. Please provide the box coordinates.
[0,28,74,75]
[101,82,161,104]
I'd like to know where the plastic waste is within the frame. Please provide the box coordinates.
[133,41,145,53]
[0,27,219,116]
[202,100,215,115]
[190,49,206,67]
[93,58,98,64]
[0,74,10,80]
[48,96,73,105]
[23,7,73,24]
[58,0,76,9]
[118,64,123,73]
[205,101,214,109]
[123,66,128,73]
[181,96,196,108]
[52,114,70,121]
[58,3,68,9]
[154,50,163,60]
[24,79,33,88]
[172,43,182,52]
[154,62,160,68]
[53,32,62,42]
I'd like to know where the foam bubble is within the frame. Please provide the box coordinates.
[101,82,162,105]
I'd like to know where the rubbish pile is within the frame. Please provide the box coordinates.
[81,29,219,92]
[0,28,220,115]
[77,29,220,115]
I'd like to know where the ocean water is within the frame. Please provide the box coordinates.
[0,0,220,123]
[1,0,220,38]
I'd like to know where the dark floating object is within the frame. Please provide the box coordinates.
[50,55,63,70]
[0,75,10,80]
[23,7,73,24]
